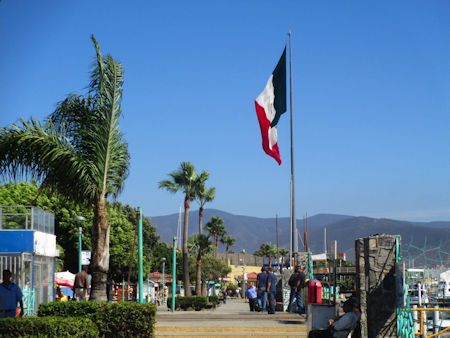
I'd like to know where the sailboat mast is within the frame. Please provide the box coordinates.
[276,214,279,257]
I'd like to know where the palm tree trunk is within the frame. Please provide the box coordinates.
[90,196,110,301]
[195,253,201,295]
[214,233,218,256]
[201,278,207,296]
[183,195,191,296]
[196,207,203,294]
[268,256,272,268]
[225,246,229,265]
[198,207,203,234]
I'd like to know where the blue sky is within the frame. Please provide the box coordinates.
[1,1,449,221]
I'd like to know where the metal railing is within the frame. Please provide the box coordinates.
[0,206,54,234]
[411,307,450,338]
[23,288,35,316]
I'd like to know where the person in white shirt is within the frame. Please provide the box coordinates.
[308,299,359,338]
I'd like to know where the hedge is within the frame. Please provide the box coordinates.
[38,301,156,337]
[0,316,98,337]
[208,295,219,307]
[166,296,209,310]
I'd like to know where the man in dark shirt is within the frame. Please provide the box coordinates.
[266,267,277,314]
[73,265,90,301]
[288,265,306,314]
[256,266,267,312]
[0,270,23,318]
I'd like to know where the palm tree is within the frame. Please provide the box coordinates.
[204,216,227,256]
[195,183,215,234]
[278,248,289,269]
[221,235,236,265]
[259,243,277,267]
[0,35,129,301]
[188,234,213,295]
[159,162,208,296]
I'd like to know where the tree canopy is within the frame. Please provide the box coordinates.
[0,35,130,301]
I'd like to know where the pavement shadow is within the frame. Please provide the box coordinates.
[278,320,306,325]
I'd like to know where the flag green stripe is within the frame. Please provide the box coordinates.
[270,47,287,128]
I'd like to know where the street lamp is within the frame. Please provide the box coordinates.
[74,216,86,272]
[161,257,166,306]
[240,249,246,300]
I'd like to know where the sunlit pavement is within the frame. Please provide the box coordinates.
[155,298,307,337]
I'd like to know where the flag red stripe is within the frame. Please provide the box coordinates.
[255,101,282,165]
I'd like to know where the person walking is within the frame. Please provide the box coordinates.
[73,265,90,301]
[288,265,306,314]
[245,282,258,312]
[0,269,24,318]
[221,287,227,304]
[266,267,276,314]
[256,266,268,312]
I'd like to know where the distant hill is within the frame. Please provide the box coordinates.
[150,209,351,253]
[149,209,450,267]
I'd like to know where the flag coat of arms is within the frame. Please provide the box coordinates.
[254,48,287,165]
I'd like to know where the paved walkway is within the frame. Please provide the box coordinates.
[156,299,307,337]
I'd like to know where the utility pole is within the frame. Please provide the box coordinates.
[138,207,143,303]
[162,257,166,306]
[275,214,279,257]
[171,237,177,312]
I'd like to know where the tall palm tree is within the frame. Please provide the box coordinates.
[204,216,227,256]
[159,162,208,296]
[0,35,129,301]
[195,183,215,234]
[221,235,236,265]
[188,234,213,295]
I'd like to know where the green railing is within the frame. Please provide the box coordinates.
[322,286,339,300]
[307,251,314,281]
[396,236,415,338]
[397,305,415,337]
[23,287,35,316]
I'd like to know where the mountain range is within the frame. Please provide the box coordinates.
[149,209,450,267]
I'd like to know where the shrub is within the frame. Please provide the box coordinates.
[208,295,219,306]
[38,301,156,337]
[167,296,176,309]
[166,296,209,310]
[0,316,98,337]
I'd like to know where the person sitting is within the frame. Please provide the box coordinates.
[59,291,68,302]
[308,299,359,338]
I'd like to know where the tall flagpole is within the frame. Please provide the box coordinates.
[288,32,298,265]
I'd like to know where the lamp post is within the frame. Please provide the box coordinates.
[171,237,177,312]
[162,257,166,306]
[137,207,143,303]
[240,249,246,300]
[74,216,86,272]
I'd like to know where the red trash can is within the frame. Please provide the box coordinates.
[307,279,322,304]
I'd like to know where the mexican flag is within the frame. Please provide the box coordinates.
[254,48,286,165]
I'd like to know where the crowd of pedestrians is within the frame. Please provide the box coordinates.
[243,265,307,315]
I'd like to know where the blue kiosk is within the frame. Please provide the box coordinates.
[0,206,57,315]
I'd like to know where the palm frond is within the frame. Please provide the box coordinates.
[158,180,179,193]
[0,119,96,204]
[86,35,128,198]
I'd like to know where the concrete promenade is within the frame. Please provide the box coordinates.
[155,298,307,337]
